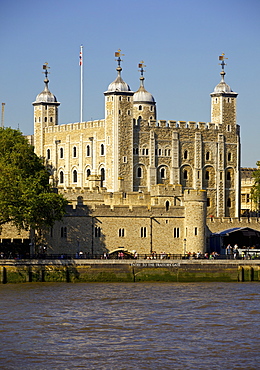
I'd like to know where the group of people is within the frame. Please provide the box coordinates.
[225,244,239,259]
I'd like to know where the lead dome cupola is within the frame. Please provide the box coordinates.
[133,62,155,103]
[33,63,59,105]
[106,50,132,92]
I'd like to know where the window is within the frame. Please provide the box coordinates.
[86,145,90,157]
[123,156,127,163]
[44,117,47,122]
[195,227,198,236]
[207,198,210,207]
[220,172,223,180]
[228,152,232,161]
[87,169,91,177]
[60,147,64,159]
[128,97,130,102]
[100,144,105,156]
[206,151,210,160]
[184,150,188,160]
[59,171,64,184]
[73,146,77,158]
[165,201,170,211]
[50,117,53,123]
[184,170,188,180]
[227,171,231,181]
[139,105,142,111]
[46,149,50,160]
[95,226,101,237]
[205,171,209,180]
[119,228,125,237]
[73,169,77,183]
[227,198,231,208]
[128,110,131,115]
[119,96,122,101]
[140,227,147,238]
[101,168,105,182]
[61,227,67,238]
[158,149,162,156]
[160,168,166,179]
[150,106,153,112]
[137,167,142,178]
[174,228,180,238]
[227,125,231,132]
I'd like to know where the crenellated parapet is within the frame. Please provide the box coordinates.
[44,119,105,133]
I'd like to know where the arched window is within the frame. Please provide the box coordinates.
[100,168,105,181]
[86,145,90,157]
[87,169,91,177]
[139,105,142,111]
[73,169,77,183]
[60,147,64,159]
[73,146,77,158]
[227,171,231,181]
[165,201,170,211]
[100,144,104,156]
[137,167,142,178]
[184,150,188,160]
[46,149,51,160]
[59,171,64,184]
[161,168,166,179]
[227,198,231,207]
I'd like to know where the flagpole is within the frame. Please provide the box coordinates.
[79,45,83,123]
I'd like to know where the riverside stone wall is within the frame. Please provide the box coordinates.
[1,260,260,283]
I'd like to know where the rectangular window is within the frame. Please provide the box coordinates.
[119,228,125,237]
[195,227,198,236]
[140,227,147,238]
[95,226,101,238]
[174,227,180,238]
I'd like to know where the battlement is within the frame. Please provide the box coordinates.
[184,189,207,202]
[144,119,224,131]
[44,119,105,133]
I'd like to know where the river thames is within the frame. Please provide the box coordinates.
[0,282,259,369]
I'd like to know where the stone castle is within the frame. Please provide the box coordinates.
[29,52,243,256]
[4,52,257,257]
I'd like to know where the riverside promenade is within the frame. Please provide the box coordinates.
[1,258,260,283]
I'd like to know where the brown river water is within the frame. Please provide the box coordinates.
[0,282,259,369]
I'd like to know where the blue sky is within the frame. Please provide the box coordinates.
[1,0,260,167]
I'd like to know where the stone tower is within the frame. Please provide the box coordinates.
[133,62,157,191]
[210,54,240,217]
[103,51,134,192]
[32,63,60,158]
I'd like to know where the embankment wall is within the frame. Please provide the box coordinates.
[0,260,260,283]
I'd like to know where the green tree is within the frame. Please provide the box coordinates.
[0,127,68,235]
[251,161,260,211]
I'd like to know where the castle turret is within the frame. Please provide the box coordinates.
[133,61,156,123]
[104,50,134,192]
[210,54,238,127]
[32,63,60,158]
[210,54,240,218]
